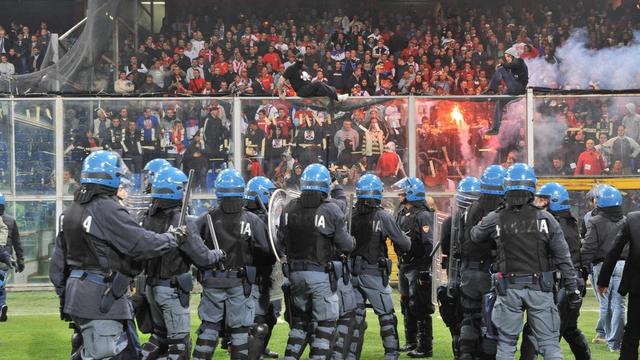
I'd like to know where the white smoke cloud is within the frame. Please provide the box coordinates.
[526,29,640,90]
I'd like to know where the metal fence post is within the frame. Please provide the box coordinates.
[55,96,65,231]
[526,88,535,167]
[408,95,416,177]
[232,97,242,171]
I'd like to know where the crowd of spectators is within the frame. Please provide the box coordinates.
[0,21,51,76]
[535,98,640,176]
[106,0,639,96]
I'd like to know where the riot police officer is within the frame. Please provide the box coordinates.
[48,150,185,360]
[458,165,506,360]
[244,176,281,359]
[0,192,24,322]
[439,176,482,359]
[581,185,627,353]
[394,176,435,358]
[278,163,354,360]
[139,167,225,360]
[520,182,591,360]
[143,158,172,193]
[191,168,272,360]
[347,174,410,360]
[471,163,580,360]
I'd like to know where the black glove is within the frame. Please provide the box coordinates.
[10,259,17,270]
[168,225,188,246]
[567,290,582,310]
[212,249,226,263]
[16,258,25,273]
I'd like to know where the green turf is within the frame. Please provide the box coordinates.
[0,290,620,359]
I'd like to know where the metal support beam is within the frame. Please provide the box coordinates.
[54,97,65,232]
[114,19,120,83]
[408,95,416,177]
[133,1,139,50]
[232,97,242,171]
[526,88,535,167]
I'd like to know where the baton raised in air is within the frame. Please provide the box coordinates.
[177,169,195,227]
[206,213,225,271]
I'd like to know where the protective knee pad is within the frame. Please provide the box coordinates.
[285,321,310,359]
[334,312,356,358]
[166,334,191,360]
[310,320,336,359]
[229,326,251,360]
[379,313,400,353]
[141,334,166,360]
[248,323,269,360]
[192,321,222,360]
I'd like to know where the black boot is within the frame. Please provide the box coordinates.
[407,319,433,358]
[401,297,417,352]
[0,305,7,322]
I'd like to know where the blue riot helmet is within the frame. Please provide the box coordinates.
[456,176,481,209]
[80,150,125,189]
[215,168,245,198]
[596,185,622,208]
[392,177,426,202]
[480,165,507,195]
[300,163,331,194]
[536,182,571,212]
[356,174,384,200]
[152,167,188,201]
[504,163,537,194]
[143,158,172,185]
[0,193,4,206]
[244,176,276,205]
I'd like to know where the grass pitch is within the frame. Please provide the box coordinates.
[0,290,620,359]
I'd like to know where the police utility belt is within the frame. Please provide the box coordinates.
[350,256,393,287]
[197,266,257,297]
[283,259,350,292]
[146,273,194,307]
[70,269,131,314]
[492,271,556,295]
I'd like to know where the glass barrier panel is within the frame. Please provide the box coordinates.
[13,99,56,195]
[0,100,11,193]
[6,200,56,285]
[533,94,640,177]
[239,97,410,190]
[414,96,527,191]
[62,97,233,195]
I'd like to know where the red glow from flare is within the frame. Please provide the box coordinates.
[451,105,464,126]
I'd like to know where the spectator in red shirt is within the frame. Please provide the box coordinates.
[574,139,606,175]
[188,69,206,93]
[263,45,282,72]
[376,141,404,185]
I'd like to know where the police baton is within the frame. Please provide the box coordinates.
[178,169,195,227]
[206,213,225,271]
[429,241,441,258]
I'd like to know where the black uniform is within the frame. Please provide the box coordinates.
[348,201,411,360]
[471,202,578,359]
[138,202,222,359]
[49,185,179,359]
[457,194,502,360]
[597,211,640,360]
[191,203,272,360]
[521,209,591,360]
[283,61,339,101]
[396,202,435,356]
[278,193,354,360]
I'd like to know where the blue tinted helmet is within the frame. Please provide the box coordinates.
[480,165,507,195]
[456,176,481,208]
[152,167,188,201]
[215,168,245,198]
[392,177,426,202]
[80,150,126,189]
[536,182,571,212]
[300,163,331,194]
[244,176,276,205]
[597,185,622,208]
[356,174,384,200]
[0,193,4,206]
[504,163,537,194]
[143,158,172,184]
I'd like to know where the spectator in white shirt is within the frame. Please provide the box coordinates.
[183,42,199,61]
[0,54,15,75]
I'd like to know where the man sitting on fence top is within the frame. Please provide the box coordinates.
[483,47,528,136]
